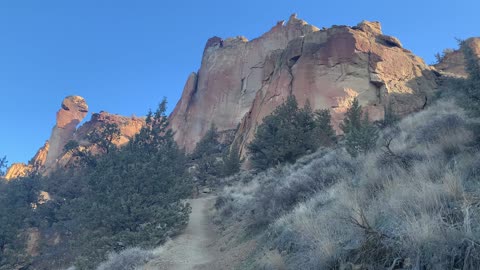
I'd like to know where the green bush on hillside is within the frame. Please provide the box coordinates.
[248,95,336,171]
[341,98,379,157]
[0,98,193,270]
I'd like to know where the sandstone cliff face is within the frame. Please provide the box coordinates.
[170,15,439,154]
[434,37,480,77]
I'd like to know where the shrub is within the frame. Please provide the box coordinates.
[222,142,242,177]
[86,123,121,154]
[190,124,224,184]
[0,156,7,176]
[248,95,322,170]
[96,248,154,270]
[217,101,480,270]
[313,109,337,146]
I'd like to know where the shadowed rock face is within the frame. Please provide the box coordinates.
[434,37,480,77]
[44,96,89,169]
[169,16,439,155]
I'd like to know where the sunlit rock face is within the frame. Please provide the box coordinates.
[434,37,480,77]
[75,111,145,148]
[5,163,32,180]
[169,15,439,155]
[5,97,145,178]
[44,96,89,169]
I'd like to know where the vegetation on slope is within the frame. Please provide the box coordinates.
[0,99,193,270]
[214,42,480,269]
[247,95,337,171]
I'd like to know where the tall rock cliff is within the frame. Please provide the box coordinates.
[170,15,439,154]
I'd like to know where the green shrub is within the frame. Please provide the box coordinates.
[248,96,324,170]
[222,142,242,177]
[0,98,193,270]
[0,156,7,176]
[341,98,379,157]
[190,124,224,184]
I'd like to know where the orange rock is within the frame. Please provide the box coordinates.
[75,111,145,147]
[44,96,88,169]
[434,37,480,77]
[4,163,33,180]
[169,16,440,157]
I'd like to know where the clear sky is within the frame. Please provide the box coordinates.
[1,0,479,164]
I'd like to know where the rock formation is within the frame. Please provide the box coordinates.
[5,98,144,179]
[75,111,145,147]
[434,37,480,77]
[44,96,89,169]
[5,163,32,180]
[4,142,49,180]
[169,15,439,155]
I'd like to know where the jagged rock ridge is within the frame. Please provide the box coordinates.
[169,15,440,155]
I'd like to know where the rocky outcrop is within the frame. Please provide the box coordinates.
[44,96,89,169]
[169,15,439,155]
[4,142,49,180]
[75,111,145,147]
[434,37,480,77]
[5,163,32,180]
[6,98,145,179]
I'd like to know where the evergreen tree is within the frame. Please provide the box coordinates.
[59,99,191,269]
[340,98,362,134]
[0,156,7,176]
[460,40,480,117]
[0,177,40,268]
[86,122,121,153]
[295,100,318,153]
[314,109,337,146]
[191,124,221,159]
[222,142,242,176]
[63,140,80,153]
[248,95,317,170]
[382,101,399,127]
[341,98,379,157]
[190,124,223,184]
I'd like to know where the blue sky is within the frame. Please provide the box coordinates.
[1,0,479,164]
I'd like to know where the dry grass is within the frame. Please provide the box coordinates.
[216,100,480,269]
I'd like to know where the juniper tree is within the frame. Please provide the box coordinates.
[341,98,379,157]
[314,109,337,146]
[0,156,7,176]
[340,98,362,134]
[222,142,242,176]
[248,95,317,170]
[190,124,223,184]
[460,39,480,117]
[86,122,121,154]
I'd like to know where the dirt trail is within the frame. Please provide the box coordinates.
[142,196,217,270]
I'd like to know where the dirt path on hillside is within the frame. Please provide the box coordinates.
[142,196,217,270]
